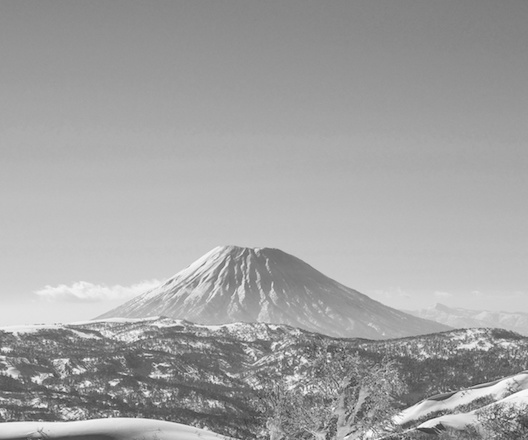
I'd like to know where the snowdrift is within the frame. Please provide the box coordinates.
[391,371,528,436]
[417,388,528,434]
[395,371,528,426]
[0,418,237,440]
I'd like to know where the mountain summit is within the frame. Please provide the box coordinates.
[97,245,449,339]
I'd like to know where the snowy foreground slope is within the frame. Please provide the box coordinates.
[417,389,528,435]
[98,245,448,339]
[394,371,528,435]
[396,371,528,426]
[0,418,237,440]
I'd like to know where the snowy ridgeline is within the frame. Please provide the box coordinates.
[393,371,528,436]
[407,303,528,337]
[0,418,236,440]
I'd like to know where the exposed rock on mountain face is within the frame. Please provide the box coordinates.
[407,303,528,336]
[97,245,449,339]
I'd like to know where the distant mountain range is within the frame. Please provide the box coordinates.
[98,245,449,339]
[407,303,528,336]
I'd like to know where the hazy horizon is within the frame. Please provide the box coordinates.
[1,0,527,325]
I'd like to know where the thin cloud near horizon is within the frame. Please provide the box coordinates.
[35,280,161,303]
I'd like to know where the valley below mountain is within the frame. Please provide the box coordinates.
[1,318,527,439]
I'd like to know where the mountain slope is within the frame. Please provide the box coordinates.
[396,371,528,427]
[378,370,528,438]
[97,245,448,339]
[407,303,528,336]
[414,376,528,437]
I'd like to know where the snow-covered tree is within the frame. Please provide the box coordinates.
[477,402,528,439]
[261,342,407,440]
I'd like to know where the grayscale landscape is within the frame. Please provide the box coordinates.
[1,1,527,439]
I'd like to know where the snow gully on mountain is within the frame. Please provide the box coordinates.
[97,245,448,339]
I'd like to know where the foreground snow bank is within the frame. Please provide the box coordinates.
[0,417,237,440]
[395,371,528,426]
[416,388,528,434]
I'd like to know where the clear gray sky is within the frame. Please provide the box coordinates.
[1,0,527,325]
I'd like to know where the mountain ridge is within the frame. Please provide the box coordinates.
[97,245,449,339]
[407,302,528,336]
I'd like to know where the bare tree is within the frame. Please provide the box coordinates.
[477,402,528,439]
[260,342,407,440]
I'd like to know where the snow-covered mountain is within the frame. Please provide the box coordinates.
[407,303,528,336]
[97,245,449,339]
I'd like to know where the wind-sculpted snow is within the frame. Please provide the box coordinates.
[385,371,528,437]
[416,388,528,435]
[395,371,528,426]
[97,245,449,339]
[0,418,236,440]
